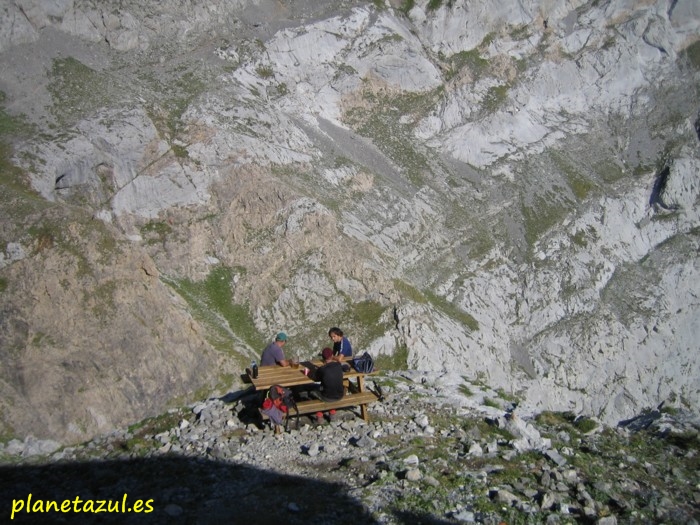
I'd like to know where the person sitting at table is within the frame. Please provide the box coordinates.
[308,347,345,424]
[328,327,353,362]
[260,332,290,367]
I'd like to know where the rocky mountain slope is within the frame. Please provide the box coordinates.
[0,0,699,445]
[1,373,698,524]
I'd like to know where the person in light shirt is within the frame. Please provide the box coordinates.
[260,332,289,367]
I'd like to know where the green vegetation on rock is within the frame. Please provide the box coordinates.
[682,39,700,69]
[165,266,264,360]
[344,88,440,186]
[393,279,479,332]
[47,57,122,126]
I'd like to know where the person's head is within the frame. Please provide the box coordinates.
[321,347,333,362]
[328,327,343,343]
[275,332,288,345]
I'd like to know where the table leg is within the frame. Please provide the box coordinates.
[358,374,368,421]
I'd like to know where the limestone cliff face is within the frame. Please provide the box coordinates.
[0,0,698,442]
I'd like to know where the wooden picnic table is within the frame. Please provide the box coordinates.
[249,360,366,390]
[247,360,377,422]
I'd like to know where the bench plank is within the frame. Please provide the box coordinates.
[294,391,379,416]
[260,391,379,424]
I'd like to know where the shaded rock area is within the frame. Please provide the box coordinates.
[1,372,698,524]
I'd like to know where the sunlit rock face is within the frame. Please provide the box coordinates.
[0,0,698,442]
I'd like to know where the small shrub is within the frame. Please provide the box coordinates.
[483,397,501,409]
[535,411,568,427]
[458,383,473,396]
[256,65,274,78]
[483,84,509,113]
[171,144,189,158]
[449,49,489,79]
[399,0,415,15]
[496,388,518,403]
[574,416,598,433]
[140,220,172,245]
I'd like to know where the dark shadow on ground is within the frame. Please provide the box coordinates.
[1,455,378,524]
[392,510,460,525]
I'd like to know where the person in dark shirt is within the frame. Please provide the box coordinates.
[309,347,344,424]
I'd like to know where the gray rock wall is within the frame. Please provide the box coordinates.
[0,0,698,442]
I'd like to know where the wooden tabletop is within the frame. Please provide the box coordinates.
[249,361,367,391]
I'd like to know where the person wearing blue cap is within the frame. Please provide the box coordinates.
[260,332,289,366]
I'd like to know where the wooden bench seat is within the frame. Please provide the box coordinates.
[294,391,379,416]
[260,391,379,425]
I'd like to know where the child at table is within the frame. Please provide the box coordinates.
[328,327,352,364]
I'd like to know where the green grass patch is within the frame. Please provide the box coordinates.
[550,150,596,200]
[393,278,428,304]
[424,289,479,332]
[144,69,208,144]
[521,191,569,248]
[399,0,415,15]
[256,65,274,78]
[164,266,264,358]
[427,0,442,9]
[171,144,189,158]
[574,416,598,434]
[375,343,409,371]
[393,279,479,331]
[343,89,440,187]
[0,98,48,236]
[47,57,122,126]
[483,397,501,409]
[495,388,519,403]
[483,83,510,113]
[593,159,626,184]
[294,299,393,361]
[140,220,172,245]
[0,92,33,137]
[446,49,489,80]
[458,382,473,397]
[89,280,118,321]
[681,39,700,70]
[509,24,532,41]
[473,418,515,441]
[120,408,190,454]
[26,223,57,253]
[535,410,598,436]
[570,225,598,248]
[0,143,34,205]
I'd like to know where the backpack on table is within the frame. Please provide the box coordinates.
[352,352,375,374]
